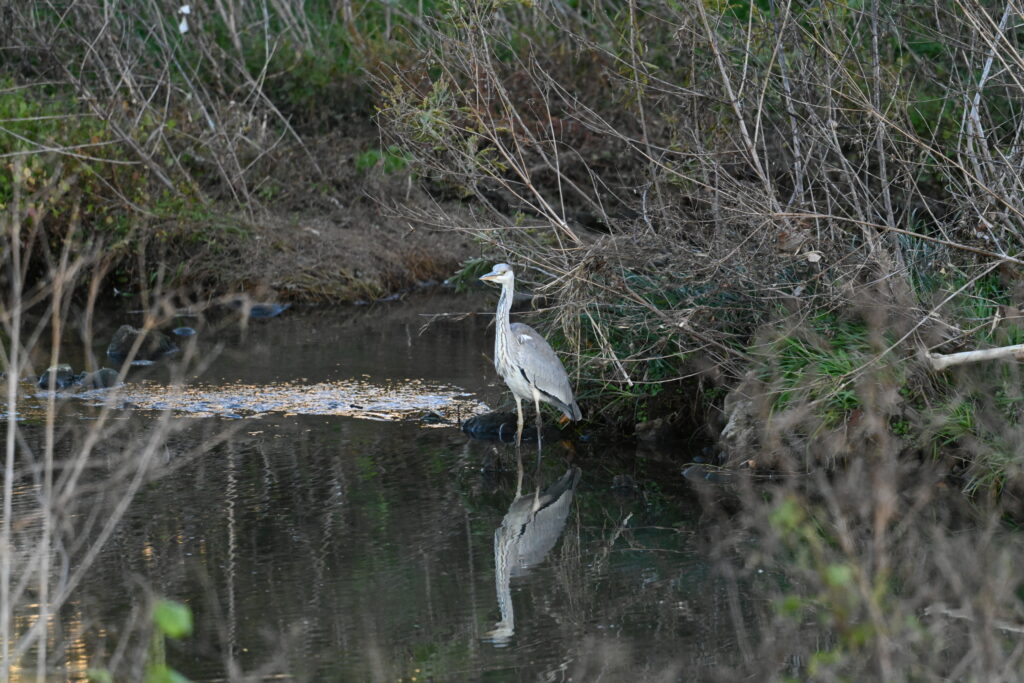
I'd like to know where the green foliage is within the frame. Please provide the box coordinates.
[201,0,453,126]
[0,78,209,284]
[153,599,194,640]
[145,666,191,683]
[87,599,194,683]
[755,314,874,425]
[714,0,773,22]
[356,146,412,174]
[146,599,194,683]
[769,495,896,672]
[0,81,137,222]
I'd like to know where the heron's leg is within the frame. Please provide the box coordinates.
[515,449,524,498]
[534,393,543,466]
[514,396,524,448]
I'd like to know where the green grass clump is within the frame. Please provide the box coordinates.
[754,314,875,426]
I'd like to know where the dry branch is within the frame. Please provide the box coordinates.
[928,344,1024,371]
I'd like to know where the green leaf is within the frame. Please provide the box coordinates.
[824,563,854,588]
[153,599,193,639]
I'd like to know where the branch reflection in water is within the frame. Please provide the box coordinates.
[487,466,581,645]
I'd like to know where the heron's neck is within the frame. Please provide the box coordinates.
[495,278,514,356]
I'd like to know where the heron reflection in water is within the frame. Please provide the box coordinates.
[487,467,581,644]
[479,264,581,450]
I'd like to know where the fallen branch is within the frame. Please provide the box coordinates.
[928,344,1024,371]
[923,603,1024,635]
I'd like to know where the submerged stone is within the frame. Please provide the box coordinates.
[635,416,677,443]
[107,325,178,363]
[80,368,120,389]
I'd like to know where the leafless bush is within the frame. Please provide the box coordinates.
[0,164,238,678]
[2,0,335,213]
[377,0,1024,424]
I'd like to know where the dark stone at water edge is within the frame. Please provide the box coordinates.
[249,303,290,318]
[106,325,179,363]
[462,411,539,443]
[37,364,75,389]
[227,299,291,318]
[81,368,120,389]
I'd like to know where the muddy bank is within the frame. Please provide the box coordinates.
[144,128,482,304]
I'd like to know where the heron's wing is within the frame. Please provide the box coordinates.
[501,467,581,574]
[508,322,580,419]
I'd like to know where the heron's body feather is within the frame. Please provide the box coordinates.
[502,322,580,421]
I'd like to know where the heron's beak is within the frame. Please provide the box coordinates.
[479,270,501,282]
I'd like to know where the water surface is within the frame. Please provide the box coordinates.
[9,293,766,681]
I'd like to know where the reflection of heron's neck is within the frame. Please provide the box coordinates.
[491,521,516,639]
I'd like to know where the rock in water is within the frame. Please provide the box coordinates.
[106,325,179,363]
[227,299,291,318]
[249,303,290,319]
[37,364,75,389]
[80,368,120,389]
[462,411,539,443]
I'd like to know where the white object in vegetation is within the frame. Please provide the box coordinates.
[178,5,190,34]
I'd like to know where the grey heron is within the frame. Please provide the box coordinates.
[479,263,582,448]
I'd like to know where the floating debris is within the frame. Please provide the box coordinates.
[78,378,488,423]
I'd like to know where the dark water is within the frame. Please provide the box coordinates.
[11,293,764,681]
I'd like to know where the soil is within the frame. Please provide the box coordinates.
[163,125,481,303]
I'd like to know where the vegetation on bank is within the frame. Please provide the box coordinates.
[376,0,1024,497]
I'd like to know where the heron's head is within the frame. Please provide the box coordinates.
[479,263,514,285]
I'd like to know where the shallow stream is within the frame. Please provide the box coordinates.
[9,292,769,681]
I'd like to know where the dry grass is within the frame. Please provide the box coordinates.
[377,0,1024,466]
